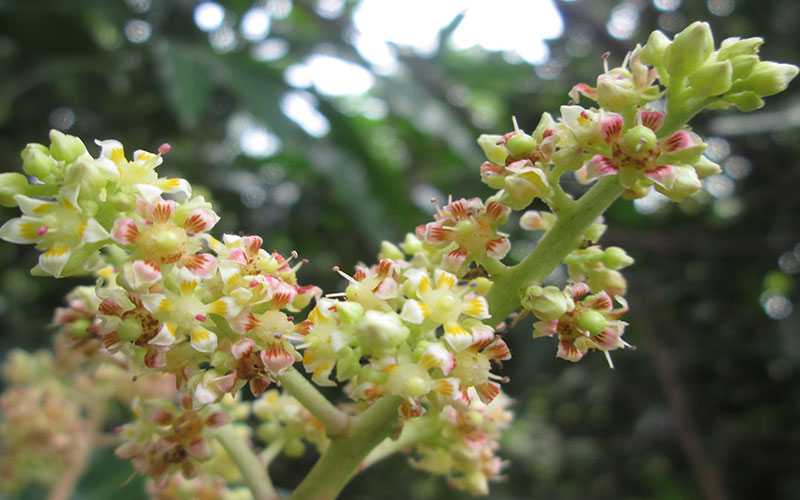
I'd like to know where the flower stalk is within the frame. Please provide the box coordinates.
[276,368,353,437]
[288,396,403,500]
[216,425,278,500]
[487,176,625,328]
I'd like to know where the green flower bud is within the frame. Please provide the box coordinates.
[284,439,306,457]
[716,37,763,61]
[551,143,584,171]
[0,172,28,207]
[49,129,87,163]
[379,240,404,260]
[256,421,281,442]
[584,222,607,243]
[532,112,556,142]
[664,21,714,79]
[618,166,641,190]
[597,70,639,111]
[336,351,361,381]
[21,143,57,181]
[734,61,799,97]
[152,229,181,252]
[577,310,607,336]
[730,55,759,80]
[337,301,364,325]
[358,310,409,354]
[522,285,572,321]
[724,91,764,112]
[624,124,659,155]
[404,376,428,398]
[655,165,701,201]
[454,219,475,237]
[70,319,92,338]
[477,134,508,165]
[602,247,634,270]
[688,60,733,97]
[622,180,651,200]
[639,30,671,67]
[692,155,722,180]
[117,318,143,342]
[470,276,492,295]
[400,233,423,255]
[506,131,536,156]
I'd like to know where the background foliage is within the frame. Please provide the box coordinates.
[1,0,799,499]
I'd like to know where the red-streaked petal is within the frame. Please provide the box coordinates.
[260,343,296,375]
[211,373,238,393]
[183,208,219,234]
[231,338,256,359]
[586,155,619,180]
[130,260,162,289]
[442,248,467,272]
[533,320,559,337]
[600,113,624,143]
[584,291,613,311]
[181,253,217,278]
[483,338,512,361]
[485,201,509,223]
[148,199,176,223]
[660,131,693,154]
[569,82,598,102]
[249,377,270,398]
[644,164,676,189]
[567,282,591,300]
[640,110,665,131]
[476,381,501,404]
[485,237,510,260]
[557,338,586,362]
[470,325,494,349]
[111,218,140,245]
[400,399,425,419]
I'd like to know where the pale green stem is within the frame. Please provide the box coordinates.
[217,425,278,500]
[658,79,716,138]
[482,256,509,277]
[261,436,289,467]
[486,175,625,328]
[277,367,353,437]
[360,415,445,470]
[288,396,403,500]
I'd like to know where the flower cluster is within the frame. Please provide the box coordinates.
[115,393,229,480]
[410,392,513,495]
[300,260,510,419]
[0,21,796,500]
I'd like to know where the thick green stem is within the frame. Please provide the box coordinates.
[217,425,278,500]
[288,396,403,500]
[360,414,445,470]
[486,175,625,328]
[277,367,353,437]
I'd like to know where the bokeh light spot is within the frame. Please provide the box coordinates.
[194,2,225,32]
